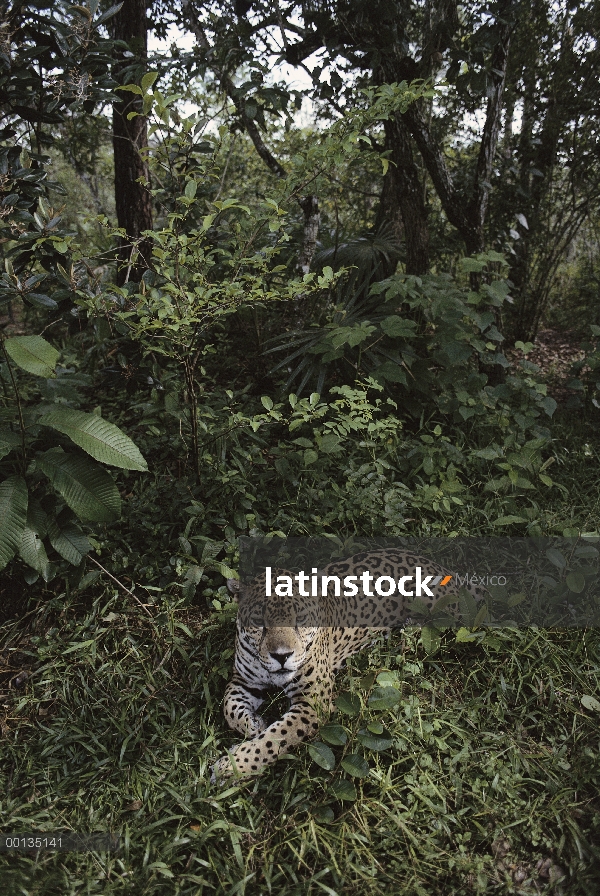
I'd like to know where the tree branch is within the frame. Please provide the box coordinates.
[181,0,287,178]
[402,101,477,248]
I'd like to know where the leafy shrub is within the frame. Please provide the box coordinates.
[0,333,147,582]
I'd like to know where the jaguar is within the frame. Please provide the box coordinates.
[212,549,485,780]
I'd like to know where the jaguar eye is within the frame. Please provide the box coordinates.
[247,605,266,629]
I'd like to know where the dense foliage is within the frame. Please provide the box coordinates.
[1,1,599,892]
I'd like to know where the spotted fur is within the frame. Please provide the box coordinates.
[212,550,485,780]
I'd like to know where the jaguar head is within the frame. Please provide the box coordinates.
[228,572,320,674]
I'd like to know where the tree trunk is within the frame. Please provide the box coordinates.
[111,0,153,285]
[296,195,320,275]
[465,7,513,257]
[375,114,430,276]
[402,2,514,258]
[508,17,574,341]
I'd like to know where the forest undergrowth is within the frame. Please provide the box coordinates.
[1,400,599,896]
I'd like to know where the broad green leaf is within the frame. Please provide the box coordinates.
[359,671,376,689]
[185,179,197,200]
[484,477,511,493]
[566,378,584,392]
[319,433,341,454]
[380,316,417,338]
[473,447,501,460]
[492,515,527,526]
[455,627,479,642]
[330,779,356,801]
[78,570,101,592]
[335,692,361,716]
[376,671,399,687]
[367,687,401,710]
[341,754,370,778]
[0,437,19,461]
[581,695,600,712]
[95,3,124,27]
[141,71,159,93]
[375,361,407,384]
[459,589,478,626]
[182,564,204,600]
[38,449,121,522]
[540,396,557,417]
[261,396,274,411]
[245,99,258,119]
[47,520,90,566]
[357,729,393,751]
[4,335,59,378]
[26,293,57,310]
[566,572,586,593]
[421,625,442,655]
[308,742,336,770]
[39,409,147,471]
[19,527,51,581]
[0,430,21,454]
[443,341,472,364]
[312,806,335,822]
[367,721,384,734]
[459,258,486,273]
[320,723,348,746]
[0,476,28,571]
[473,604,489,626]
[26,500,48,540]
[546,547,566,569]
[208,561,237,580]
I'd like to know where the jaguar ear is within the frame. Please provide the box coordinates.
[227,578,241,600]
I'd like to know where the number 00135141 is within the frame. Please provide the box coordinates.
[0,833,119,852]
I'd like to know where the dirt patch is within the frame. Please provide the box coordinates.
[507,328,587,402]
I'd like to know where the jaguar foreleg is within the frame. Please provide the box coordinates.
[223,676,266,738]
[212,689,329,781]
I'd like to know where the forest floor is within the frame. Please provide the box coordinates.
[507,328,587,401]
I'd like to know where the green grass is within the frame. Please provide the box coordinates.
[1,587,599,895]
[1,378,599,896]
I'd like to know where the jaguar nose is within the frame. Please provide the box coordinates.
[270,650,293,668]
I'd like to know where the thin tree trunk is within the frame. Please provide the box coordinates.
[111,0,153,285]
[296,195,320,275]
[466,6,513,256]
[375,114,429,275]
[509,15,574,341]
